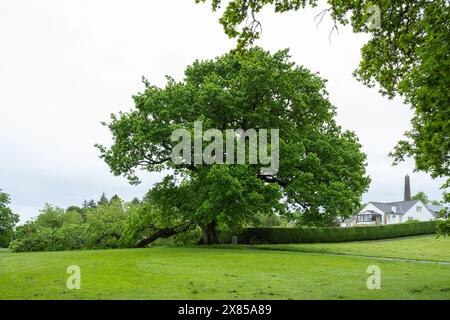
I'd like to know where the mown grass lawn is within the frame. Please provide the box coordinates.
[248,235,450,262]
[1,236,450,300]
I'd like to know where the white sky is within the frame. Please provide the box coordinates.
[0,0,446,222]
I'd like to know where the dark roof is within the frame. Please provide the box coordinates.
[426,204,447,217]
[370,200,419,215]
[426,204,444,212]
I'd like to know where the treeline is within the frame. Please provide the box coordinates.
[10,194,172,252]
[10,193,287,252]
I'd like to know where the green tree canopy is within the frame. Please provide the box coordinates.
[196,0,450,234]
[411,191,430,205]
[97,193,109,206]
[0,190,19,247]
[97,48,370,243]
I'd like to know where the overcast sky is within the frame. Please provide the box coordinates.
[0,0,446,222]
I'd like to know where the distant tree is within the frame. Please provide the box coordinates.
[66,205,85,222]
[97,193,109,206]
[82,199,97,210]
[0,190,19,247]
[411,192,430,205]
[431,200,442,206]
[62,209,83,226]
[130,197,141,205]
[110,195,122,204]
[66,206,82,213]
[35,204,66,229]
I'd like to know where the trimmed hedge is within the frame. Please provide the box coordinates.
[238,221,437,244]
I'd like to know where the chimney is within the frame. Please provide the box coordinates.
[404,174,411,201]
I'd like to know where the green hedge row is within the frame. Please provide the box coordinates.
[237,221,437,244]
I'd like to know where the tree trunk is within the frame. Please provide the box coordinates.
[199,220,221,244]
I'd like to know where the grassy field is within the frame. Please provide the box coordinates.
[244,235,450,262]
[0,235,450,300]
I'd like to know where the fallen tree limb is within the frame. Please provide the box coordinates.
[136,222,195,247]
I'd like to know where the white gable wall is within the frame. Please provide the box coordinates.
[356,203,385,225]
[404,200,435,221]
[357,203,384,215]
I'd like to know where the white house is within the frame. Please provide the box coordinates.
[350,200,435,226]
[340,175,437,227]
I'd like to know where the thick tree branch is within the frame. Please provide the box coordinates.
[136,222,195,247]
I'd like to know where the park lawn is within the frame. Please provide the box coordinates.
[0,246,450,300]
[249,235,450,262]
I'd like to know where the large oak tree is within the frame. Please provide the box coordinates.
[97,48,370,244]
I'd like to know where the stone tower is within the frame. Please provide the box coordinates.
[404,174,411,201]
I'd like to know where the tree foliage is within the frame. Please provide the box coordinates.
[0,190,19,247]
[196,0,450,234]
[411,191,430,205]
[436,191,450,236]
[9,195,202,252]
[97,48,370,243]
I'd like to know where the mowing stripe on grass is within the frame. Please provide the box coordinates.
[205,245,450,265]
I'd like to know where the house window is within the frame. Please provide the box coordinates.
[357,215,371,222]
[408,217,414,221]
[357,214,380,223]
[417,206,422,212]
[399,216,402,222]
